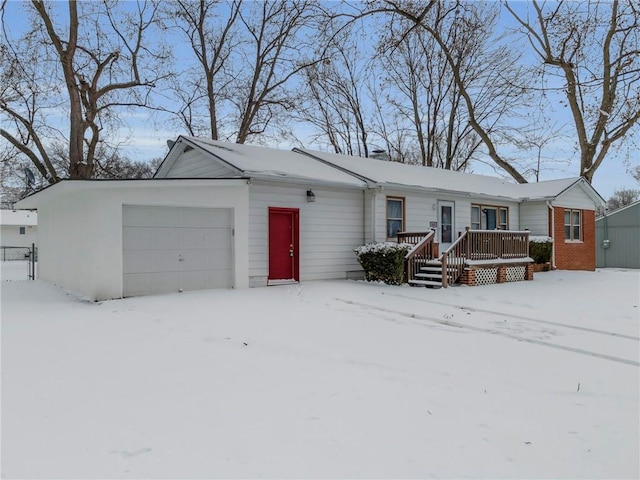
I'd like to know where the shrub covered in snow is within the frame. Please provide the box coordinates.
[529,236,553,264]
[354,242,412,285]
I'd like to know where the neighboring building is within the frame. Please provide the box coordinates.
[0,210,37,247]
[15,137,604,300]
[596,201,640,269]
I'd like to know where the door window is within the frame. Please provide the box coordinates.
[441,205,453,243]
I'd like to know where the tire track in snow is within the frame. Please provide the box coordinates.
[334,298,640,367]
[381,292,640,341]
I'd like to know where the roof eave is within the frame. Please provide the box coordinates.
[377,182,523,202]
[247,174,366,190]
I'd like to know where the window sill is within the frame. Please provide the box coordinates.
[564,240,583,244]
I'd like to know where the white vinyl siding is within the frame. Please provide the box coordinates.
[371,190,520,243]
[519,201,549,235]
[555,186,598,210]
[249,183,364,285]
[373,190,437,242]
[164,149,237,178]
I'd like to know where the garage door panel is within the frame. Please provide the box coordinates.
[201,269,233,289]
[180,249,233,270]
[204,228,233,247]
[123,206,234,297]
[181,208,232,228]
[123,250,154,274]
[152,228,180,250]
[178,228,207,249]
[123,206,181,227]
[123,272,180,297]
[123,227,153,250]
[124,250,181,274]
[123,227,180,250]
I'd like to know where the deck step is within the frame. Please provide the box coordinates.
[419,266,458,274]
[415,272,442,280]
[409,279,443,288]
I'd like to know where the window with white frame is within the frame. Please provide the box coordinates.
[471,204,509,230]
[564,209,581,241]
[19,226,25,235]
[386,197,404,239]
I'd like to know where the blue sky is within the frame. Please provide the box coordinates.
[2,0,638,199]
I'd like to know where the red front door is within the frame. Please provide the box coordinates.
[268,207,299,282]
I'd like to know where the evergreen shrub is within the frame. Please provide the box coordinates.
[529,236,553,264]
[354,242,412,285]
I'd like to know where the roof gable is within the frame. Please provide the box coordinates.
[156,137,366,188]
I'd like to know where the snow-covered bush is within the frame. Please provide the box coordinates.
[529,236,553,264]
[354,242,412,285]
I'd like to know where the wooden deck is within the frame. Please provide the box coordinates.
[398,228,533,287]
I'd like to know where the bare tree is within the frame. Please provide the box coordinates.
[298,30,372,157]
[164,0,242,140]
[607,188,640,211]
[0,0,168,181]
[232,0,324,143]
[167,0,325,144]
[501,115,572,182]
[336,0,530,182]
[375,2,521,171]
[506,0,640,184]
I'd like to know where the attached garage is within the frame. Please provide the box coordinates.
[15,179,249,301]
[123,205,234,297]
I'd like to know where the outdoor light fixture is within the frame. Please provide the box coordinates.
[306,189,316,202]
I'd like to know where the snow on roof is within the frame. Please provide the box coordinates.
[296,148,569,200]
[514,177,581,199]
[184,137,367,188]
[169,138,601,202]
[0,210,37,226]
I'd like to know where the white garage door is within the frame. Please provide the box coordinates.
[123,206,233,297]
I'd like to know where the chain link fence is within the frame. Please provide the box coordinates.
[1,245,37,281]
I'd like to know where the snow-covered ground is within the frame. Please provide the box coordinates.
[2,269,639,479]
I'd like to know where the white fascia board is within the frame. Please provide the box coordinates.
[248,175,367,190]
[546,178,606,209]
[15,178,249,209]
[556,178,604,206]
[179,136,246,177]
[291,148,377,187]
[378,182,522,202]
[153,137,184,177]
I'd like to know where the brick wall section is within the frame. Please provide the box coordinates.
[497,265,506,283]
[460,268,476,286]
[553,206,596,271]
[525,264,534,280]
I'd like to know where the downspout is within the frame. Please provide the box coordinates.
[367,185,383,243]
[362,189,366,245]
[547,201,556,269]
[370,189,377,243]
[603,209,609,268]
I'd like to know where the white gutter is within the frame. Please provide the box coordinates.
[547,200,556,269]
[377,182,522,202]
